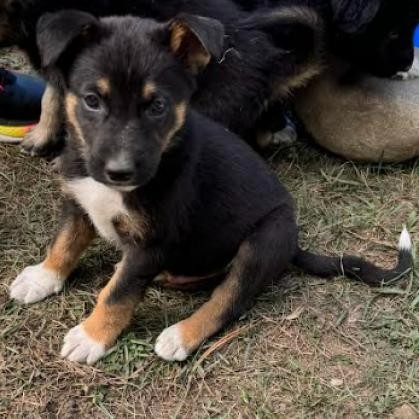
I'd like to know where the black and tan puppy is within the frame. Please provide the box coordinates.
[9,11,412,364]
[0,0,320,154]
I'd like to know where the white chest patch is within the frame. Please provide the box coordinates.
[65,177,129,244]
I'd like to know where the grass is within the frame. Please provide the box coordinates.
[1,51,419,418]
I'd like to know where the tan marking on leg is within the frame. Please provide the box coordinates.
[97,77,111,95]
[40,84,61,129]
[177,244,251,351]
[142,81,156,100]
[178,276,238,350]
[82,260,139,346]
[65,93,87,146]
[162,102,187,151]
[43,216,95,278]
[22,84,62,151]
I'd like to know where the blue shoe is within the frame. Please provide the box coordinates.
[0,68,45,124]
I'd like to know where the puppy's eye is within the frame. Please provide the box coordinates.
[83,94,101,111]
[146,97,168,117]
[388,31,400,40]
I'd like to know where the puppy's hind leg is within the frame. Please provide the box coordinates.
[155,205,297,361]
[21,83,63,156]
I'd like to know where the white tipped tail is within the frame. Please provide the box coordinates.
[398,226,412,251]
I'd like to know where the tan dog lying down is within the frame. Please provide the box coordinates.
[295,56,419,163]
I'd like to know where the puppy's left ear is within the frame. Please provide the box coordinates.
[331,0,380,33]
[168,14,225,74]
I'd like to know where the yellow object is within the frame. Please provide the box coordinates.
[0,124,35,138]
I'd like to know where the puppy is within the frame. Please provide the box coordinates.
[235,0,419,78]
[329,0,419,78]
[234,0,419,145]
[0,0,320,154]
[8,11,413,364]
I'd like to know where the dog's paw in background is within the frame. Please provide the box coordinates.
[155,323,190,361]
[270,121,298,146]
[61,324,108,365]
[20,123,61,157]
[257,116,298,149]
[9,263,64,304]
[394,56,419,80]
[20,83,63,157]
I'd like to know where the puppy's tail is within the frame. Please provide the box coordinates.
[293,227,414,286]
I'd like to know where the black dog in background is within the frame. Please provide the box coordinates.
[233,0,419,149]
[9,11,412,364]
[1,0,417,156]
[0,0,322,154]
[234,0,419,77]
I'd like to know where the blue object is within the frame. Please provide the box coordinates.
[0,69,45,123]
[414,25,419,48]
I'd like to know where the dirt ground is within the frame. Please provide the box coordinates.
[0,50,418,418]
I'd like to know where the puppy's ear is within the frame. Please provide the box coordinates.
[331,0,380,33]
[37,10,100,69]
[167,14,224,73]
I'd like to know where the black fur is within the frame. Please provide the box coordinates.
[37,10,102,68]
[332,0,419,77]
[233,0,419,77]
[294,247,412,286]
[38,13,412,358]
[1,0,320,153]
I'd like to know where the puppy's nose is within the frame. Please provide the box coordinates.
[105,156,135,184]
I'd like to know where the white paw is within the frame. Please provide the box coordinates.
[9,263,64,304]
[271,125,298,145]
[394,58,419,80]
[155,323,190,361]
[61,324,107,365]
[394,71,419,80]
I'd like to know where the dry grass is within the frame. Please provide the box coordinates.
[1,51,419,418]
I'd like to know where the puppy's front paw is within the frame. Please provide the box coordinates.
[9,264,64,304]
[155,323,190,361]
[61,324,107,365]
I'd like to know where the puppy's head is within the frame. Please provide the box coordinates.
[331,0,419,77]
[37,11,224,191]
